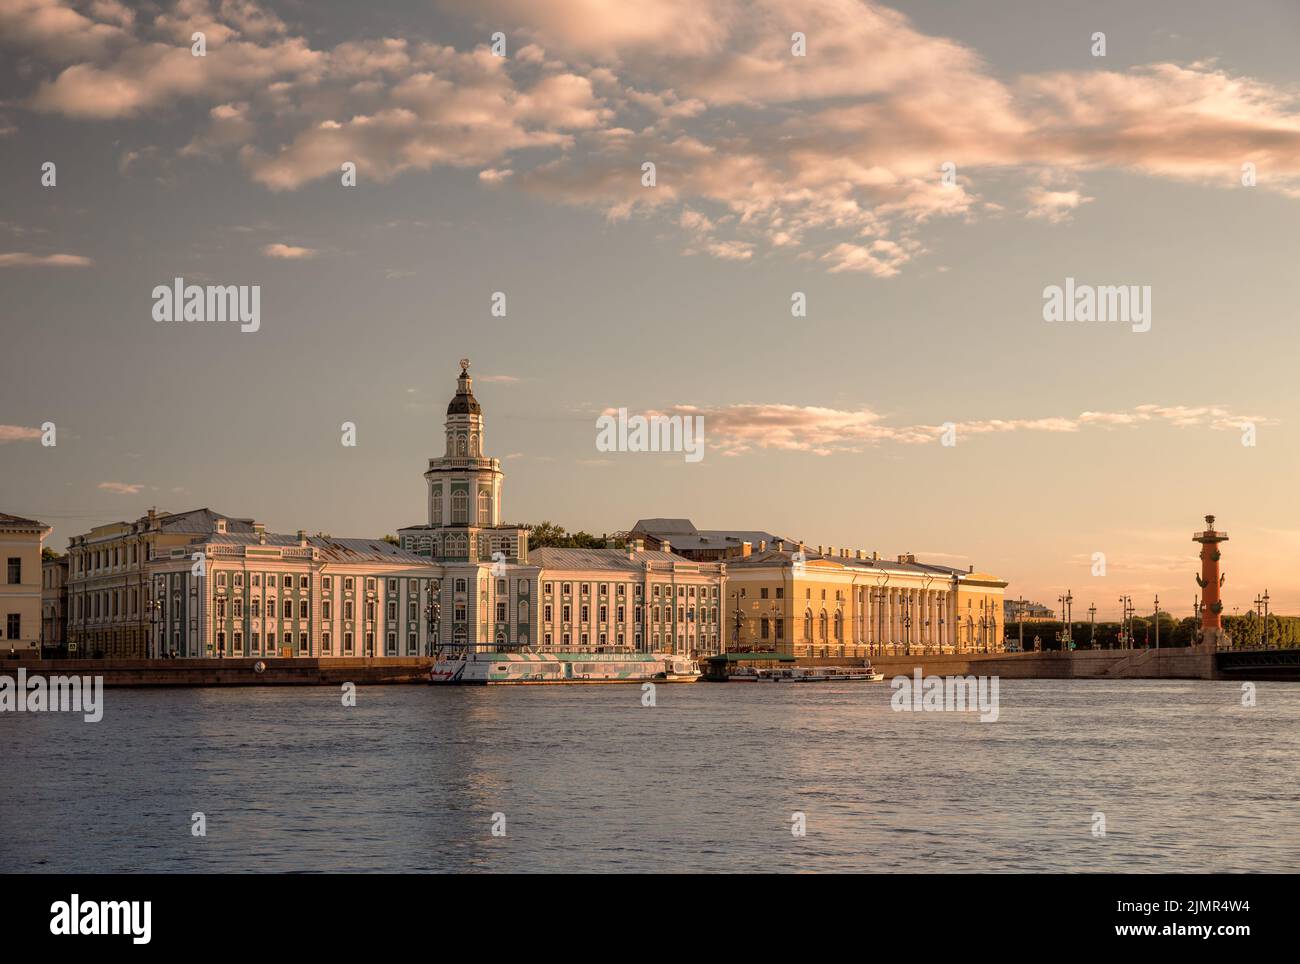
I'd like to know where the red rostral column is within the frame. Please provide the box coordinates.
[1193,514,1229,646]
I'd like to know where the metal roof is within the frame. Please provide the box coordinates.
[199,531,431,565]
[534,547,694,571]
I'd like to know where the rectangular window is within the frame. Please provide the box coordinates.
[344,632,354,655]
[283,575,292,589]
[6,614,19,639]
[387,632,396,655]
[322,632,332,655]
[299,632,308,654]
[299,600,309,619]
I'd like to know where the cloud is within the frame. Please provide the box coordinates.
[619,401,1274,456]
[0,425,44,443]
[0,251,93,267]
[5,0,1299,274]
[1026,186,1094,223]
[98,481,144,494]
[0,0,131,62]
[477,374,520,383]
[261,242,316,259]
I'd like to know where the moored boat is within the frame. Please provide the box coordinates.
[429,649,700,685]
[756,664,885,682]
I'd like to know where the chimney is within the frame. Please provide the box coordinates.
[215,518,227,534]
[661,539,671,555]
[872,551,879,561]
[254,523,266,544]
[841,548,849,558]
[898,553,916,564]
[817,545,824,556]
[297,529,307,547]
[741,541,753,558]
[758,540,766,552]
[855,549,864,560]
[969,564,975,573]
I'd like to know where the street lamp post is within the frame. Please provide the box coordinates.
[1262,589,1271,649]
[147,596,162,660]
[424,598,441,658]
[1057,591,1073,650]
[1088,603,1097,648]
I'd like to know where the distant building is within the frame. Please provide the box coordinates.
[1004,599,1055,623]
[628,518,789,561]
[2,513,52,655]
[42,553,69,651]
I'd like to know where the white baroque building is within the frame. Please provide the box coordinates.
[399,360,725,656]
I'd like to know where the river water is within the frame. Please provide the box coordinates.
[2,679,1297,872]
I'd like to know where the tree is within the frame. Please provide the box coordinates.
[381,534,399,546]
[521,522,611,549]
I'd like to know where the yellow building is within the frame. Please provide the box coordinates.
[725,544,1007,657]
[2,513,52,655]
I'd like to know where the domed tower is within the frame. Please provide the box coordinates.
[423,359,504,557]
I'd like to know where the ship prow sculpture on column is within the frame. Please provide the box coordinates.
[1193,515,1232,651]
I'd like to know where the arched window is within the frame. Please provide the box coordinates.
[457,434,467,457]
[431,487,443,525]
[478,489,491,525]
[819,610,828,641]
[451,490,468,523]
[803,609,813,642]
[834,610,843,641]
[471,433,480,456]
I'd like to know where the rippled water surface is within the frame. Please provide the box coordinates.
[3,679,1298,872]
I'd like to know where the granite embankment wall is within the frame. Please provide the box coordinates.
[0,657,435,686]
[801,646,1219,680]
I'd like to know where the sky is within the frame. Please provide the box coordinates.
[2,0,1299,621]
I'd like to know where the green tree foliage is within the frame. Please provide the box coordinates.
[521,521,609,549]
[1006,612,1300,649]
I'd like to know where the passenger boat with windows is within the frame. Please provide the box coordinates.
[429,644,701,685]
